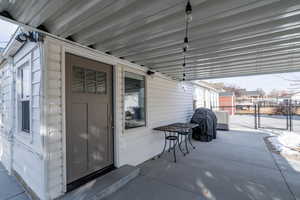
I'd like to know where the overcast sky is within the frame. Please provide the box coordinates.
[0,19,299,93]
[0,19,17,48]
[206,72,300,93]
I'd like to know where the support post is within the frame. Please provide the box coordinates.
[285,100,290,131]
[290,100,293,132]
[258,103,261,128]
[254,104,257,129]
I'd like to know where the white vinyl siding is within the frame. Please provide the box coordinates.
[44,41,64,199]
[12,42,45,199]
[118,66,193,166]
[0,61,13,172]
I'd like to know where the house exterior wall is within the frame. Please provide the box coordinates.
[193,84,219,110]
[219,96,236,115]
[43,40,64,199]
[118,66,194,166]
[0,61,13,172]
[1,35,195,200]
[42,36,194,199]
[0,41,46,199]
[12,42,45,199]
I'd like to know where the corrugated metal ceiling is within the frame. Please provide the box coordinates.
[1,0,300,80]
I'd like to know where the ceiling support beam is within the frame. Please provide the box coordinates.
[151,48,300,70]
[166,59,300,76]
[184,67,300,81]
[157,52,300,73]
[171,64,300,79]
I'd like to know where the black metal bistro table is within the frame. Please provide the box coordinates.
[154,123,198,162]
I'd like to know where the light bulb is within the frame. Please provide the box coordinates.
[187,14,193,23]
[183,37,189,49]
[183,43,188,50]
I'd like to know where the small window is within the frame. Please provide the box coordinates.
[124,72,146,129]
[72,66,106,94]
[18,64,31,133]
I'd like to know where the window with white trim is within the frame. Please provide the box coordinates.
[124,72,146,129]
[17,62,31,133]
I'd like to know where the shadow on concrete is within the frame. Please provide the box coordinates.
[104,129,299,200]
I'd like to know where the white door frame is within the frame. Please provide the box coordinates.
[59,42,119,193]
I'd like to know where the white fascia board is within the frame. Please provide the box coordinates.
[2,27,26,58]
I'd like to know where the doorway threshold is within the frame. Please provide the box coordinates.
[60,165,140,200]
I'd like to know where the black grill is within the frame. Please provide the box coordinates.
[190,108,217,142]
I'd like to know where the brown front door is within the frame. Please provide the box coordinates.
[65,53,113,184]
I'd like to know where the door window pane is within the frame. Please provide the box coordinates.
[72,66,106,94]
[124,72,146,129]
[86,69,96,93]
[72,67,85,92]
[96,71,106,94]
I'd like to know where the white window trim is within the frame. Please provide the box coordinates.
[123,70,148,134]
[15,53,32,141]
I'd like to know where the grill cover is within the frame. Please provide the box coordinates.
[191,108,217,141]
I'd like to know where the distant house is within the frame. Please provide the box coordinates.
[291,92,300,101]
[236,90,264,107]
[192,81,219,110]
[219,92,236,115]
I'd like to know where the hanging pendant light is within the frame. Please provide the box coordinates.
[185,0,192,15]
[182,0,192,81]
[183,37,189,49]
[185,0,193,22]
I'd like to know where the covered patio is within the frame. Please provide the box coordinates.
[106,129,300,200]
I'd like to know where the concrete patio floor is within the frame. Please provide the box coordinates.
[104,129,300,200]
[0,164,29,200]
[1,129,299,200]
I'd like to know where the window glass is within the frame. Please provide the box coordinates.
[72,66,106,94]
[96,71,106,94]
[18,63,31,133]
[86,69,96,93]
[21,65,30,99]
[124,72,146,129]
[21,101,30,133]
[72,67,85,92]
